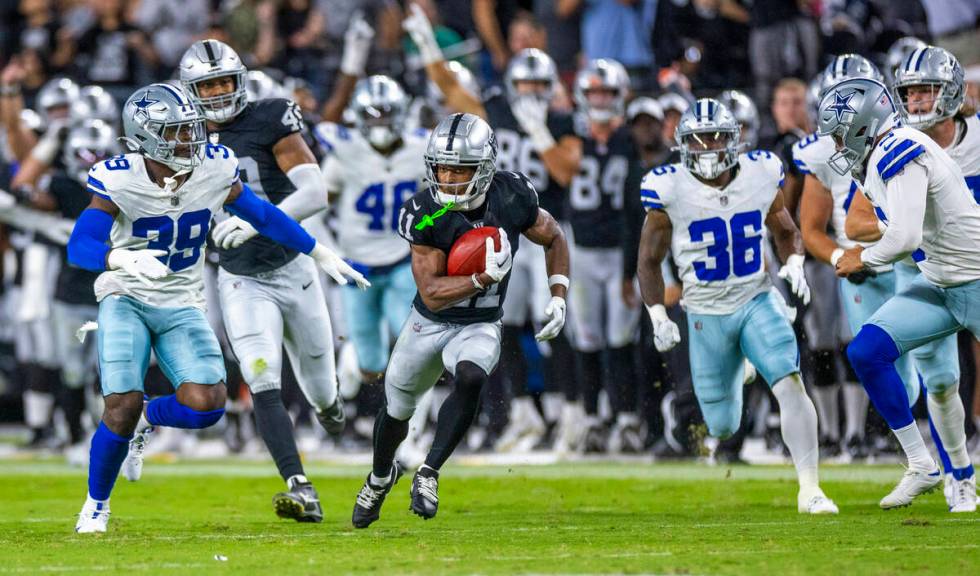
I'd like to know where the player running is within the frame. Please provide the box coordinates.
[351,113,570,528]
[68,83,363,533]
[637,98,838,514]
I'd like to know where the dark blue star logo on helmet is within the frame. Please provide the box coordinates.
[133,92,159,111]
[826,91,857,123]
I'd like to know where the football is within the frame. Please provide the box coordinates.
[447,226,501,276]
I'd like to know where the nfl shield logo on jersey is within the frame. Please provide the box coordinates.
[720,196,728,207]
[694,320,703,331]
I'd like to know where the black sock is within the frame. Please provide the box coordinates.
[425,362,487,470]
[501,325,528,397]
[60,385,86,444]
[372,407,409,479]
[607,345,637,415]
[251,389,304,482]
[579,351,602,415]
[548,331,579,401]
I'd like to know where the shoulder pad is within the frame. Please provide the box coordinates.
[875,133,926,183]
[87,154,135,199]
[639,163,679,211]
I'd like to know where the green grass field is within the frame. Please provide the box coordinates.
[1,460,977,575]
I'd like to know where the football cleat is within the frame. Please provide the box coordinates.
[798,492,839,515]
[121,421,153,482]
[273,477,323,523]
[316,396,346,437]
[879,465,942,509]
[947,474,977,513]
[352,462,403,529]
[74,497,110,533]
[410,466,440,520]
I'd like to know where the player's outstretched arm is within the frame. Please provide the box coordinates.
[637,209,680,352]
[403,3,487,119]
[411,243,500,312]
[223,180,369,288]
[766,188,811,304]
[523,208,570,341]
[799,175,842,266]
[321,12,374,122]
[844,190,884,242]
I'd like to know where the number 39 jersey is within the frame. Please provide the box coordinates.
[641,151,784,315]
[85,148,239,309]
[315,122,428,267]
[209,98,306,275]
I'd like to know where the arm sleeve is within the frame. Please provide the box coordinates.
[227,183,317,254]
[268,163,328,221]
[67,208,113,271]
[860,162,928,267]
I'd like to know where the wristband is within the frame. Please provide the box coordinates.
[645,303,669,323]
[0,84,21,97]
[471,273,485,290]
[548,274,569,289]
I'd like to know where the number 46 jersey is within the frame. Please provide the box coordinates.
[86,148,239,309]
[641,151,784,315]
[315,122,428,267]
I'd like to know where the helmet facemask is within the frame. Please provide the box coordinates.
[582,86,622,124]
[356,101,405,150]
[679,129,740,180]
[144,117,207,171]
[825,118,877,178]
[187,71,247,123]
[894,82,948,130]
[425,157,494,211]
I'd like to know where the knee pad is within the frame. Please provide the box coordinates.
[847,324,900,378]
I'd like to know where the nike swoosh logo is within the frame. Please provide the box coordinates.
[302,281,313,290]
[412,200,420,210]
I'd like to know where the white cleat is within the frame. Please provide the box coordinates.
[798,492,839,515]
[879,465,942,510]
[947,475,977,513]
[122,425,153,482]
[74,497,110,533]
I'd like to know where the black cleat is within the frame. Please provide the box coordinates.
[410,466,440,520]
[352,461,402,529]
[316,396,346,437]
[273,481,323,523]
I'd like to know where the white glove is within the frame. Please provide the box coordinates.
[107,249,169,288]
[510,95,555,152]
[212,216,258,250]
[769,286,798,323]
[534,296,566,342]
[646,303,681,352]
[483,229,512,283]
[310,243,371,289]
[340,11,375,76]
[403,3,442,66]
[777,253,810,305]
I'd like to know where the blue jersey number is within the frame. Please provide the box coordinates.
[355,181,418,231]
[688,210,763,282]
[132,209,212,272]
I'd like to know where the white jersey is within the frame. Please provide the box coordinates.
[315,122,428,267]
[793,132,863,249]
[641,151,783,315]
[862,126,980,286]
[946,113,980,201]
[86,148,239,308]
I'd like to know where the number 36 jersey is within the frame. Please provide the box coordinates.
[315,122,428,267]
[640,151,784,315]
[85,148,239,309]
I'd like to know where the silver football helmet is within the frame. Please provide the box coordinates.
[424,113,497,211]
[121,83,207,172]
[892,45,964,130]
[574,58,630,123]
[70,85,120,127]
[716,90,759,149]
[63,119,118,183]
[504,48,558,105]
[818,54,883,99]
[885,36,927,84]
[179,39,248,123]
[37,77,80,121]
[349,75,410,150]
[675,98,741,180]
[817,78,898,179]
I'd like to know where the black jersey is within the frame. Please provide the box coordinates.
[210,98,308,275]
[483,89,576,219]
[48,172,98,305]
[398,171,539,325]
[565,119,644,248]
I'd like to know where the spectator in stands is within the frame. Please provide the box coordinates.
[574,0,659,92]
[134,0,211,71]
[534,0,581,87]
[764,77,809,212]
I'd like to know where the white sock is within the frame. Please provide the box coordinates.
[85,493,109,507]
[927,387,972,470]
[286,474,308,489]
[369,470,392,487]
[842,382,868,440]
[772,374,820,492]
[892,422,936,471]
[812,384,841,441]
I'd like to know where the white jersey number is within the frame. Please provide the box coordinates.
[570,156,627,211]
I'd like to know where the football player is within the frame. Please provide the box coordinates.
[637,99,838,514]
[68,83,363,533]
[178,39,362,522]
[351,113,569,527]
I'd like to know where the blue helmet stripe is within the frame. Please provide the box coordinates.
[153,83,185,106]
[913,48,927,71]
